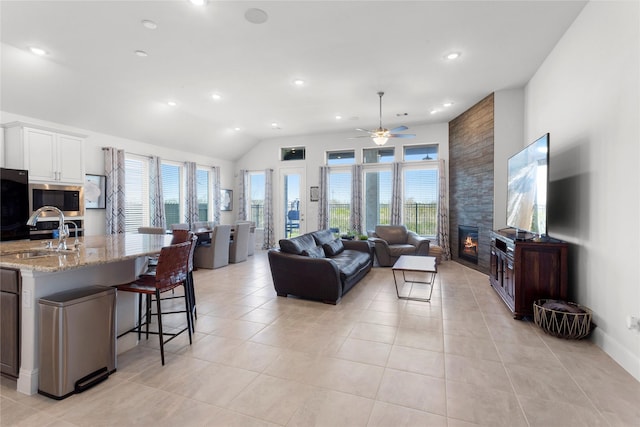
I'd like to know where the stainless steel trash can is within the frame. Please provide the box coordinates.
[38,285,116,399]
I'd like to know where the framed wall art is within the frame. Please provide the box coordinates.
[310,186,319,202]
[85,174,106,209]
[221,189,233,211]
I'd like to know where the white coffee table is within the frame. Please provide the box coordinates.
[391,255,437,302]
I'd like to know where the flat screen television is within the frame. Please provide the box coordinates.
[506,133,549,239]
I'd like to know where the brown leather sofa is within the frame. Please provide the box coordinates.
[268,229,373,304]
[367,225,430,267]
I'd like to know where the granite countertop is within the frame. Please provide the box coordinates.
[0,233,173,272]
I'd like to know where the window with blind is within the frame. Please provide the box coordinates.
[124,154,150,233]
[364,167,392,231]
[196,168,209,221]
[162,162,182,228]
[328,169,351,233]
[403,164,438,236]
[248,171,265,229]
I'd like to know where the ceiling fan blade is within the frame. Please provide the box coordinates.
[389,134,416,138]
[388,125,408,133]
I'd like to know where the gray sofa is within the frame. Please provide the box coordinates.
[268,229,373,304]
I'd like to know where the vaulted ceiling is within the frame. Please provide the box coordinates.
[1,1,586,161]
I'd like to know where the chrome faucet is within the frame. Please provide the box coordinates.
[26,206,69,250]
[64,220,80,249]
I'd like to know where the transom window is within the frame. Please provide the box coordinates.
[404,144,438,161]
[327,150,355,165]
[363,147,394,163]
[281,147,305,161]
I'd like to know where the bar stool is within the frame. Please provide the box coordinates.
[143,233,198,332]
[116,241,192,365]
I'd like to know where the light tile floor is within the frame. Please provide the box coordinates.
[2,252,639,426]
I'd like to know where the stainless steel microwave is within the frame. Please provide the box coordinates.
[29,183,84,218]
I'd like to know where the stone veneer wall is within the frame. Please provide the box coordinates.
[449,93,494,273]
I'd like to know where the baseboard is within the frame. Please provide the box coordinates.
[592,327,640,382]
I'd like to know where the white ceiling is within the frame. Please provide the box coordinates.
[1,0,586,161]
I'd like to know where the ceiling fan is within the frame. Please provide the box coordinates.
[351,91,416,146]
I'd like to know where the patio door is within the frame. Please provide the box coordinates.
[279,167,305,238]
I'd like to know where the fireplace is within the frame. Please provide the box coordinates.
[459,225,479,264]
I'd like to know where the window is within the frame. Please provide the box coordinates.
[162,162,182,228]
[363,167,392,231]
[327,150,355,165]
[196,168,209,221]
[248,171,265,228]
[281,147,305,161]
[363,147,394,163]
[404,144,438,161]
[403,164,438,236]
[328,169,351,233]
[124,154,149,233]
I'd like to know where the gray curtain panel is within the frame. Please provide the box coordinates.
[437,159,451,260]
[262,168,275,249]
[390,162,402,225]
[149,155,166,229]
[318,166,330,230]
[104,147,126,234]
[212,166,221,225]
[350,164,363,233]
[185,161,198,229]
[237,169,248,221]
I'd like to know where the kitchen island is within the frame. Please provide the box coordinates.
[0,233,173,395]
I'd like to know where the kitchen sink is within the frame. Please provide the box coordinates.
[6,250,56,259]
[3,248,78,259]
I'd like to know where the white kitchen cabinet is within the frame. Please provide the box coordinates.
[3,122,85,184]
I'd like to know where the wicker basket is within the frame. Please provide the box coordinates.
[533,299,593,339]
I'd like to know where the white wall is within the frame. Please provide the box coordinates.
[0,111,236,236]
[237,123,449,239]
[525,1,640,380]
[493,88,525,229]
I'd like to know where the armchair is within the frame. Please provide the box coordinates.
[194,225,232,269]
[367,225,430,267]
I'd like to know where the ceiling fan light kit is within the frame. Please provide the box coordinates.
[354,91,416,146]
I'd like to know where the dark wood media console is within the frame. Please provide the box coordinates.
[489,229,568,319]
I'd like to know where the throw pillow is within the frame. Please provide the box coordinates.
[323,238,344,257]
[302,245,325,258]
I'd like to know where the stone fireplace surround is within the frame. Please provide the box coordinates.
[449,93,494,273]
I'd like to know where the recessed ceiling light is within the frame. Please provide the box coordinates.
[29,46,47,56]
[211,93,222,100]
[134,50,148,57]
[445,52,461,60]
[141,20,157,30]
[167,101,177,107]
[234,127,241,132]
[430,109,439,115]
[335,115,342,120]
[271,122,279,129]
[443,101,454,107]
[245,8,268,24]
[292,79,305,87]
[188,0,208,6]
